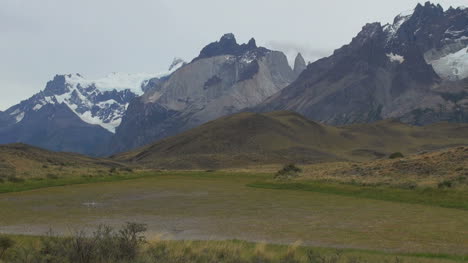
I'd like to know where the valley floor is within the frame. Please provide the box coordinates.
[0,170,467,261]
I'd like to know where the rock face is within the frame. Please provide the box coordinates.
[256,3,468,125]
[293,53,307,76]
[110,34,298,153]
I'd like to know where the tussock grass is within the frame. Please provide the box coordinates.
[1,230,466,263]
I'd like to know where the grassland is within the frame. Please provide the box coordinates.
[2,233,466,263]
[1,170,467,260]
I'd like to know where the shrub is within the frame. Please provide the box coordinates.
[109,167,117,174]
[438,180,454,189]
[47,173,59,179]
[0,236,15,259]
[42,164,49,169]
[397,182,418,190]
[389,152,404,159]
[116,222,147,260]
[275,164,302,179]
[119,167,133,172]
[7,176,25,183]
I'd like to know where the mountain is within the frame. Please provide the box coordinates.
[110,34,302,153]
[0,62,184,156]
[256,3,468,125]
[114,111,468,169]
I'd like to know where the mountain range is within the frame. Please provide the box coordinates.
[1,2,467,157]
[256,2,468,125]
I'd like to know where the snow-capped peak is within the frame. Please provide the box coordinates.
[4,59,184,133]
[65,72,168,96]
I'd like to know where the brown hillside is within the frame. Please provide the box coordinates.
[115,111,468,169]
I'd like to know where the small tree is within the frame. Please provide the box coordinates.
[275,164,302,179]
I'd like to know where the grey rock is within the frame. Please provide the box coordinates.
[110,34,297,153]
[255,3,468,126]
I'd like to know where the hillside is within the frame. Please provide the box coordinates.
[115,111,468,169]
[0,143,122,179]
[294,145,468,190]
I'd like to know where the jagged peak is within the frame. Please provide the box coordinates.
[220,33,236,43]
[247,38,257,48]
[354,23,383,43]
[414,1,444,16]
[293,53,306,75]
[194,33,268,61]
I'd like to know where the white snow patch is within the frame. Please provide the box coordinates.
[97,99,118,107]
[15,112,24,123]
[32,104,43,111]
[387,53,405,64]
[429,47,468,81]
[10,109,20,116]
[64,61,184,96]
[76,111,119,133]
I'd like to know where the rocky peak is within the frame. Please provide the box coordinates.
[43,75,69,96]
[293,53,306,76]
[411,2,444,23]
[350,23,384,48]
[194,33,268,61]
[247,38,257,48]
[414,2,444,14]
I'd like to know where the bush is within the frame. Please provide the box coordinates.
[7,176,25,183]
[275,164,302,179]
[0,236,15,259]
[438,180,454,189]
[119,167,134,172]
[389,152,404,159]
[47,173,59,179]
[116,222,147,260]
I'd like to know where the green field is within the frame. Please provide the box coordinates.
[1,171,467,262]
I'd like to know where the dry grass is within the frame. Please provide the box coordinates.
[1,171,467,256]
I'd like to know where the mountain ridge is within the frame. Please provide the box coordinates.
[255,2,468,126]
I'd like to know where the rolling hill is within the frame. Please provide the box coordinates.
[0,143,123,179]
[114,111,468,169]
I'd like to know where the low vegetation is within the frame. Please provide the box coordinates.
[0,225,461,263]
[275,164,302,179]
[388,152,404,159]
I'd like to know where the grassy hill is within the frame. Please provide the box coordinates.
[0,143,123,180]
[295,145,468,189]
[114,111,468,169]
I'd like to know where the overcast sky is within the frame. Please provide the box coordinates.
[1,0,467,110]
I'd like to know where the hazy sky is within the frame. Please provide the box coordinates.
[1,0,467,110]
